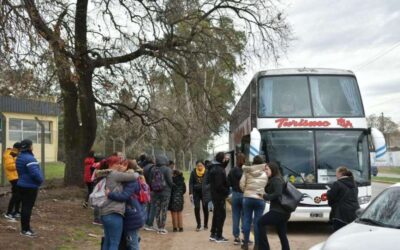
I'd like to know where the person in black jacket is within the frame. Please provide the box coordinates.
[227,152,245,245]
[169,170,186,232]
[189,160,209,231]
[327,166,360,231]
[208,152,230,243]
[257,162,290,250]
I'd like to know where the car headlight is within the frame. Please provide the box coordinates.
[358,196,371,205]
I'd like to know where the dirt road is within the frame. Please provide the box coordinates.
[0,185,331,250]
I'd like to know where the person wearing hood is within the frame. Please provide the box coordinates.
[16,139,44,237]
[227,153,245,245]
[142,155,157,231]
[240,155,268,250]
[149,155,174,234]
[189,160,209,231]
[209,152,230,243]
[169,169,186,232]
[4,142,22,221]
[327,166,360,231]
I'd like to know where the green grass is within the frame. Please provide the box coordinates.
[44,161,65,179]
[372,176,400,184]
[183,170,190,182]
[378,167,400,175]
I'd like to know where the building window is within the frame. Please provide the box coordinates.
[9,118,52,144]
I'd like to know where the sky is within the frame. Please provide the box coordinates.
[212,0,400,153]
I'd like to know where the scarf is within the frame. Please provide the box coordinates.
[196,166,205,177]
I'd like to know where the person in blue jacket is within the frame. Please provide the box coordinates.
[107,163,145,250]
[16,139,44,237]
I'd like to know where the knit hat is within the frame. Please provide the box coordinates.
[13,142,22,149]
[20,139,33,151]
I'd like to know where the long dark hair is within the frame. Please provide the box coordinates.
[268,161,282,178]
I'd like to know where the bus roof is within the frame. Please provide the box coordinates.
[255,68,355,78]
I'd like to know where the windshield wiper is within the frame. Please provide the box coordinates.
[358,218,387,227]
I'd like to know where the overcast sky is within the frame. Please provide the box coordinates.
[212,0,400,153]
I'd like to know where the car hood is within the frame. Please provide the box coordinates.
[318,222,400,250]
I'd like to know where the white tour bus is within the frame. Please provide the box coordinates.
[229,68,386,221]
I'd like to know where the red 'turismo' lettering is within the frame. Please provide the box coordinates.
[275,118,331,128]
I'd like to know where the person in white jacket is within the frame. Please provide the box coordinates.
[240,155,268,250]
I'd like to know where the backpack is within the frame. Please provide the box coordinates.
[150,167,165,192]
[137,178,151,204]
[89,178,108,208]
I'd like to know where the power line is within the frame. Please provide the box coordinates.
[355,41,400,70]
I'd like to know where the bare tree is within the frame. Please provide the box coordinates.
[1,0,291,186]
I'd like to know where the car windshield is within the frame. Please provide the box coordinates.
[360,187,400,229]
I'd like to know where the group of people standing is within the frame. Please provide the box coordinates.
[190,152,361,250]
[85,152,187,250]
[3,139,44,237]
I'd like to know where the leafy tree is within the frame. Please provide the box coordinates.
[367,114,398,134]
[1,0,291,186]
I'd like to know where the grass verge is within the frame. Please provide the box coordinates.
[378,167,400,175]
[372,176,400,184]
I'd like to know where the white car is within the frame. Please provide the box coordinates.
[310,183,400,250]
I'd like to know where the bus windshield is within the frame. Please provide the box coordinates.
[261,130,370,184]
[258,75,364,117]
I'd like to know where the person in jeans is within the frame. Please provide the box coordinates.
[189,160,209,231]
[150,155,174,234]
[227,153,245,244]
[4,142,22,221]
[107,162,145,250]
[209,152,230,243]
[240,155,268,250]
[257,162,291,250]
[142,156,157,231]
[16,139,44,237]
[98,156,139,250]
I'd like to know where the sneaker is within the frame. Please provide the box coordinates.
[14,213,21,218]
[204,225,208,230]
[179,228,183,232]
[234,237,241,245]
[20,230,37,237]
[241,242,249,250]
[242,239,254,245]
[92,220,102,226]
[196,226,202,232]
[143,225,157,231]
[215,237,229,243]
[173,228,178,232]
[158,228,168,235]
[209,235,217,241]
[4,214,17,222]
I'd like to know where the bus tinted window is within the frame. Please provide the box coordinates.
[315,131,369,184]
[263,130,316,183]
[310,76,363,117]
[259,76,312,117]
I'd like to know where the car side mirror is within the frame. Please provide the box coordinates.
[356,208,365,218]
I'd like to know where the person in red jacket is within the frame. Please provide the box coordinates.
[83,150,96,208]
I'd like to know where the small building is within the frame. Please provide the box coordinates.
[0,96,60,162]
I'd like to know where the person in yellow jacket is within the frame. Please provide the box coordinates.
[3,142,22,221]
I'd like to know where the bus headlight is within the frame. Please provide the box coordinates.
[358,196,371,205]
